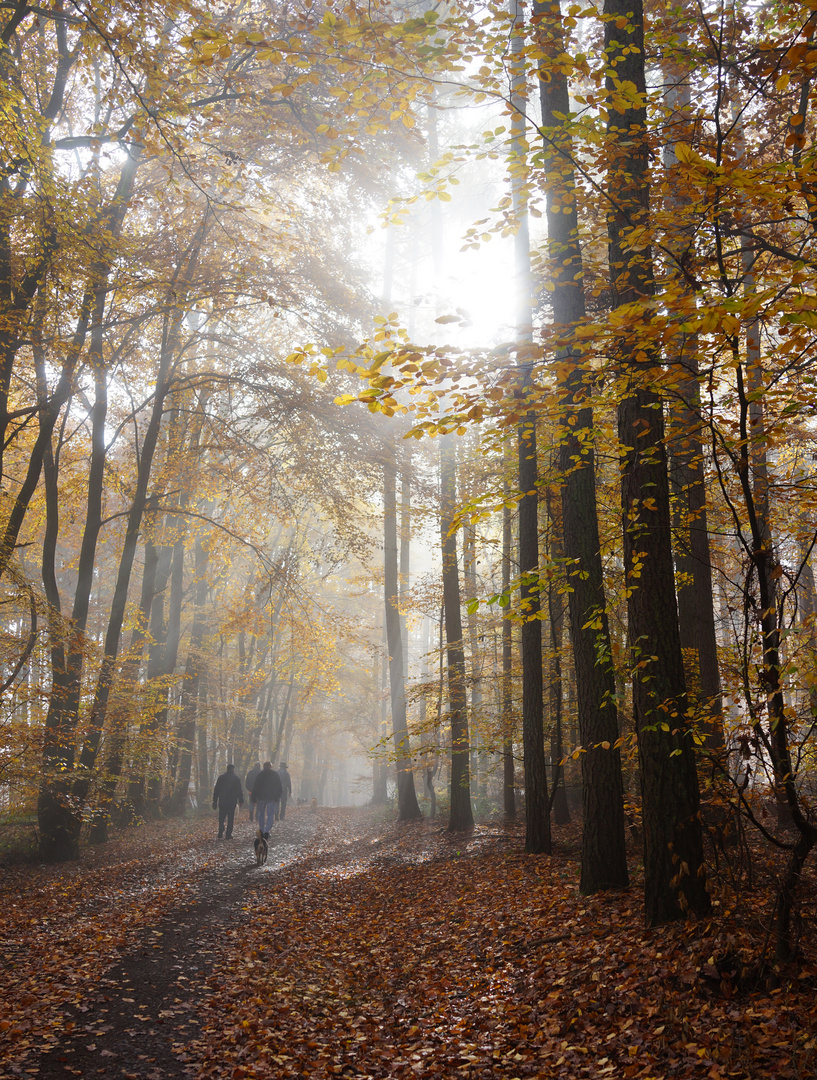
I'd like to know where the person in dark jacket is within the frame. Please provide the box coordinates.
[245,762,262,821]
[276,762,292,821]
[212,763,244,839]
[251,761,282,840]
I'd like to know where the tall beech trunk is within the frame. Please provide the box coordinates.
[269,672,295,765]
[502,470,516,818]
[604,0,709,923]
[196,676,210,803]
[534,0,626,883]
[73,343,197,821]
[168,535,209,815]
[669,433,724,749]
[87,539,159,845]
[518,412,549,853]
[798,534,817,717]
[146,400,199,813]
[544,478,570,825]
[127,536,172,815]
[511,0,550,855]
[230,629,254,775]
[441,434,474,832]
[384,437,421,820]
[372,626,389,805]
[144,499,186,814]
[663,51,723,751]
[419,615,438,816]
[400,442,411,680]
[37,273,111,862]
[464,517,484,797]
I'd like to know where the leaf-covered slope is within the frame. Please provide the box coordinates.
[193,811,817,1080]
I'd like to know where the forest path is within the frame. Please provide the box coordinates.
[3,809,816,1080]
[1,810,318,1080]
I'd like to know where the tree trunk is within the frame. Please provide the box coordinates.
[441,434,474,832]
[384,436,421,820]
[73,333,196,818]
[518,410,549,854]
[87,535,160,844]
[400,440,411,680]
[544,478,570,825]
[464,516,484,798]
[511,0,550,855]
[37,270,112,862]
[372,624,389,804]
[168,534,210,815]
[604,0,709,923]
[502,473,516,818]
[663,49,723,752]
[532,0,628,889]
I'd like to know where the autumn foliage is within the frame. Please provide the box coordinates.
[2,0,817,1046]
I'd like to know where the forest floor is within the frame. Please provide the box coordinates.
[1,807,816,1080]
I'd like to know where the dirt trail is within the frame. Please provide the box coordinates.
[14,813,316,1080]
[10,810,811,1080]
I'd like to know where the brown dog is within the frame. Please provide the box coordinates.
[310,797,317,814]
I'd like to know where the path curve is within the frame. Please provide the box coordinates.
[22,814,316,1080]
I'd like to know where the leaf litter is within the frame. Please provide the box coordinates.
[2,808,816,1079]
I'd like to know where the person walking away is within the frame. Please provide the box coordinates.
[277,762,292,821]
[245,762,262,820]
[213,763,244,839]
[251,761,282,840]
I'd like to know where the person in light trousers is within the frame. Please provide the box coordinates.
[251,761,282,839]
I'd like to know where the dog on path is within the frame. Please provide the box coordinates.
[254,828,268,866]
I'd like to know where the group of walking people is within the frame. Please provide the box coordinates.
[211,760,293,841]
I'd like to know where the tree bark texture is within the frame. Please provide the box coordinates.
[87,538,159,844]
[464,517,484,796]
[511,0,550,855]
[384,438,421,821]
[544,479,569,825]
[534,0,627,886]
[604,0,709,922]
[168,535,210,815]
[663,55,723,751]
[37,276,110,862]
[518,412,550,853]
[502,474,516,819]
[440,434,474,832]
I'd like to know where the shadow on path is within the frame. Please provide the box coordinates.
[22,814,316,1080]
